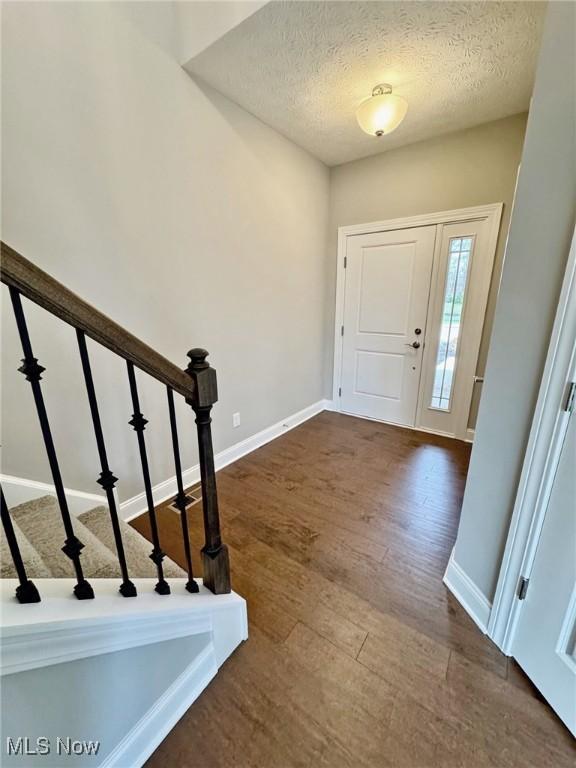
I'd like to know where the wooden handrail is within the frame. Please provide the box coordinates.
[1,242,195,400]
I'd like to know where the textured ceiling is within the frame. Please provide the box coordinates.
[185,1,546,166]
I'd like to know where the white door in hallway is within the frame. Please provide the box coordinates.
[340,226,435,425]
[512,409,576,736]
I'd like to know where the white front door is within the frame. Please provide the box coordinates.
[512,409,576,735]
[340,226,436,426]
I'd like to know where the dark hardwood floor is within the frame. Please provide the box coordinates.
[132,411,575,767]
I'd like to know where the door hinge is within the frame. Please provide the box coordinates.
[344,256,347,269]
[517,576,530,600]
[341,325,344,337]
[563,381,576,413]
[338,387,342,397]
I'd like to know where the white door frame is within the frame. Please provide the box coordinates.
[488,226,576,655]
[332,203,503,438]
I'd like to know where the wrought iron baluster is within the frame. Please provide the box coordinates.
[1,488,41,603]
[77,330,137,597]
[9,287,94,599]
[186,349,230,594]
[126,361,170,594]
[166,387,199,593]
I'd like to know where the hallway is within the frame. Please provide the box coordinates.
[132,412,574,767]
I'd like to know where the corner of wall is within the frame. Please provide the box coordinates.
[443,547,492,634]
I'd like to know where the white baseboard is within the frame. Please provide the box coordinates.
[120,398,329,521]
[3,402,470,524]
[101,643,218,768]
[443,548,491,633]
[328,406,476,443]
[0,473,105,516]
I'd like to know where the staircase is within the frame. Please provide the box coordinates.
[1,496,187,581]
[0,243,247,767]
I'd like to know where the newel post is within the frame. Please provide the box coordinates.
[186,348,231,594]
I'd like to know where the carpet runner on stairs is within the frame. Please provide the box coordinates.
[2,495,186,580]
[78,505,185,578]
[0,514,51,579]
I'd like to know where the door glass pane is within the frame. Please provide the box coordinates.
[430,236,474,411]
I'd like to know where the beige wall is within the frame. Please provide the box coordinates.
[327,113,528,425]
[1,2,329,500]
[454,0,576,602]
[175,1,268,63]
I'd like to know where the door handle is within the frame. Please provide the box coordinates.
[405,341,421,349]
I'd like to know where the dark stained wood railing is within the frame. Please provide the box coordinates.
[1,242,194,400]
[187,349,230,594]
[1,241,230,601]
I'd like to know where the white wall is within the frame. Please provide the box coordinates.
[175,0,268,63]
[1,634,208,766]
[1,1,329,501]
[327,114,528,424]
[3,3,570,618]
[453,0,576,601]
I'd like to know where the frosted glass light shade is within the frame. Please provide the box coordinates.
[356,90,408,137]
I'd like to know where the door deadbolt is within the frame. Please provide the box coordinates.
[414,328,422,335]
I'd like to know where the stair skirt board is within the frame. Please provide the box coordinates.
[0,473,105,516]
[100,643,218,768]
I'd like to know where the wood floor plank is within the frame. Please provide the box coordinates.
[357,619,451,692]
[240,626,394,768]
[382,694,493,768]
[137,412,573,768]
[444,652,576,767]
[283,622,393,721]
[230,545,371,658]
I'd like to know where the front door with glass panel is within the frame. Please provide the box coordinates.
[340,226,436,426]
[337,211,498,438]
[417,219,493,439]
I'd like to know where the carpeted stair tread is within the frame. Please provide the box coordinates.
[1,515,51,579]
[10,496,122,579]
[79,506,186,579]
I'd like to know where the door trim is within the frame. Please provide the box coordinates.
[332,204,504,432]
[489,226,576,654]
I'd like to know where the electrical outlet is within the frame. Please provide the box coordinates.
[232,412,241,428]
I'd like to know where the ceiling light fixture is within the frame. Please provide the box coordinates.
[356,83,408,137]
